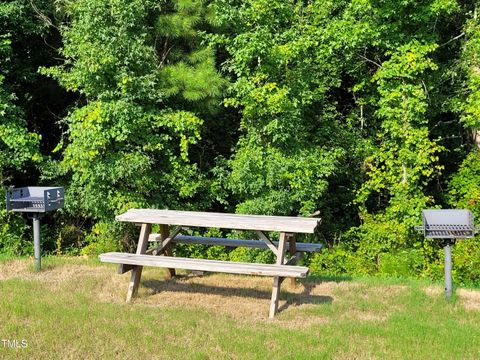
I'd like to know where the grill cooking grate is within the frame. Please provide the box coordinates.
[424,225,472,237]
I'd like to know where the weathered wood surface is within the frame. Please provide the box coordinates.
[269,232,287,318]
[116,209,321,234]
[147,234,322,252]
[288,234,298,287]
[151,225,182,256]
[100,252,309,278]
[256,230,280,257]
[117,263,134,274]
[160,224,176,279]
[126,223,151,302]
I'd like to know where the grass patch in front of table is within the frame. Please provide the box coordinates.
[0,257,479,359]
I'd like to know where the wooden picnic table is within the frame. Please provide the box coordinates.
[100,209,322,318]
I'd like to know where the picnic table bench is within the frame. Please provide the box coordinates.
[99,209,322,318]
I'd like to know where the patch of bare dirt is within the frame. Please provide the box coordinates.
[457,288,480,311]
[423,285,443,297]
[133,272,333,322]
[0,259,30,280]
[0,258,121,293]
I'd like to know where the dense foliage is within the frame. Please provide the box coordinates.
[1,0,479,284]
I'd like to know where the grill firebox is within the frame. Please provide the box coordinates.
[417,209,476,239]
[6,187,64,213]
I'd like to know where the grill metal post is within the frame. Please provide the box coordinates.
[443,240,453,299]
[33,214,41,271]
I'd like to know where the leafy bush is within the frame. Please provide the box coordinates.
[0,209,31,256]
[451,238,480,287]
[54,223,85,255]
[309,247,356,276]
[377,250,424,278]
[80,222,121,256]
[228,247,275,264]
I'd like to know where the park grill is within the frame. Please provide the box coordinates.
[6,187,64,270]
[6,187,64,213]
[415,209,479,298]
[416,209,477,239]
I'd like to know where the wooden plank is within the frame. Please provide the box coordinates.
[151,225,182,256]
[269,232,287,318]
[285,252,302,266]
[99,252,309,278]
[270,276,282,319]
[276,232,287,266]
[116,209,321,234]
[255,231,279,257]
[160,224,176,279]
[148,234,323,253]
[126,223,151,302]
[288,233,297,287]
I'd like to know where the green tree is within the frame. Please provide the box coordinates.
[0,1,52,254]
[209,0,367,246]
[43,0,225,227]
[211,0,466,273]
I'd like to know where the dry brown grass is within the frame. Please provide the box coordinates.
[0,258,341,325]
[422,284,480,312]
[3,257,477,326]
[423,285,443,297]
[0,258,412,331]
[124,270,337,323]
[457,288,480,311]
[2,258,480,359]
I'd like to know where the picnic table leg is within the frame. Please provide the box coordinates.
[269,232,287,318]
[126,223,151,302]
[160,224,176,279]
[288,233,297,287]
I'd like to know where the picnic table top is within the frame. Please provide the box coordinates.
[116,209,321,234]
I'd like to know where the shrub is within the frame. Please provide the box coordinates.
[228,247,275,264]
[451,238,480,287]
[309,247,355,276]
[377,249,423,278]
[80,222,121,256]
[0,194,31,256]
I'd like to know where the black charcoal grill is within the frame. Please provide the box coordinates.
[6,187,64,270]
[415,209,479,298]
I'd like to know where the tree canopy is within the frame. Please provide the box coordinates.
[1,0,479,284]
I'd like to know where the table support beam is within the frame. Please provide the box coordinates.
[288,233,297,287]
[150,226,182,256]
[256,231,279,257]
[269,232,287,318]
[118,263,134,274]
[160,224,176,279]
[126,223,151,302]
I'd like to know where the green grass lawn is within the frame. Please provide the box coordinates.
[0,256,479,359]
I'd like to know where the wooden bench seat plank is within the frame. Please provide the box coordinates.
[99,252,309,278]
[148,234,322,252]
[116,209,321,234]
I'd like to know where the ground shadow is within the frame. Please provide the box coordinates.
[304,274,353,283]
[142,277,333,314]
[278,281,332,313]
